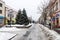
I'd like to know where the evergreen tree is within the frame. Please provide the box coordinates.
[22,8,29,25]
[16,9,22,24]
[16,9,29,25]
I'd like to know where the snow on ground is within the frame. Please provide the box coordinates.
[39,24,60,40]
[0,23,60,40]
[0,26,29,40]
[0,27,27,32]
[0,32,16,40]
[4,23,32,27]
[18,23,48,40]
[17,23,60,40]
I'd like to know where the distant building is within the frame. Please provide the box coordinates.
[5,5,17,24]
[28,17,32,23]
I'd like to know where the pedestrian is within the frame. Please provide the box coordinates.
[49,23,51,29]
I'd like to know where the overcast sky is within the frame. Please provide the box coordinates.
[3,0,49,21]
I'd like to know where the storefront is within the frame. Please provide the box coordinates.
[0,16,4,26]
[51,12,60,28]
[55,12,60,28]
[52,17,55,26]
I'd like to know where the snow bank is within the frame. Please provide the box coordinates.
[5,24,25,27]
[39,24,60,40]
[0,27,27,32]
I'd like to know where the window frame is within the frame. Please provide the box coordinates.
[0,3,2,7]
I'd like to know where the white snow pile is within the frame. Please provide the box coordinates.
[0,27,25,32]
[4,23,32,27]
[0,32,16,40]
[39,24,60,40]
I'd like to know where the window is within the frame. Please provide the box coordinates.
[54,2,58,11]
[56,2,58,10]
[50,9,52,13]
[54,5,56,11]
[0,10,2,14]
[51,9,53,12]
[0,19,3,24]
[0,3,2,7]
[8,14,14,17]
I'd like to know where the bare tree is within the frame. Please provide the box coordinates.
[38,0,50,24]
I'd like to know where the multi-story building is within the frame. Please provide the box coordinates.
[43,0,60,29]
[0,0,17,26]
[0,0,5,26]
[5,5,17,24]
[39,0,60,29]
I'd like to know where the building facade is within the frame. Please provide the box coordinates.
[5,5,17,24]
[0,0,17,26]
[0,0,5,26]
[44,0,60,28]
[38,0,60,29]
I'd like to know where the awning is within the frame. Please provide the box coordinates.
[0,16,4,19]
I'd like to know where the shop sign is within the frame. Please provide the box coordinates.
[52,17,55,21]
[56,12,60,17]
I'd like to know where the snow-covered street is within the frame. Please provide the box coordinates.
[0,23,60,40]
[14,23,60,40]
[0,27,28,40]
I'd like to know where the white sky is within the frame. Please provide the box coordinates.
[3,0,49,21]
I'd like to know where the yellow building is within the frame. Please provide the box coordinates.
[5,5,17,25]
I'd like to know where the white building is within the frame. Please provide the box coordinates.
[5,5,17,24]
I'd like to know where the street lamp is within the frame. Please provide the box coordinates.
[8,9,13,27]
